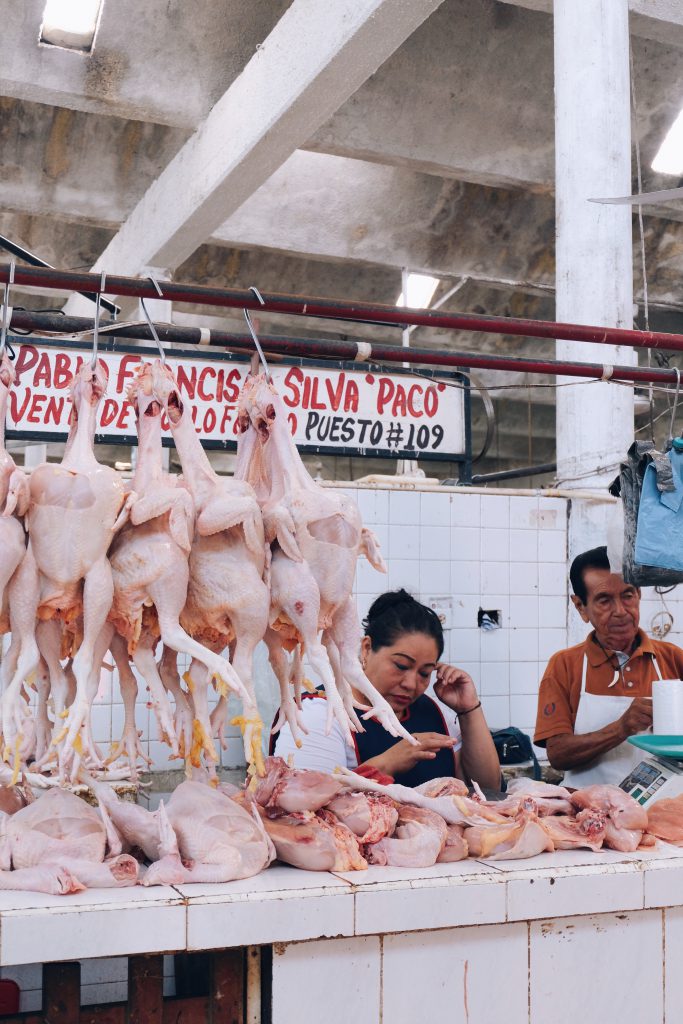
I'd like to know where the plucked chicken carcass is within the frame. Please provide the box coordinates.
[252,755,343,814]
[645,794,683,846]
[438,823,469,863]
[0,352,28,631]
[570,785,648,853]
[0,787,138,891]
[235,373,411,748]
[465,808,555,860]
[1,361,133,779]
[256,805,368,871]
[325,791,398,844]
[108,364,249,774]
[93,779,273,884]
[365,804,447,867]
[538,809,606,851]
[149,361,269,771]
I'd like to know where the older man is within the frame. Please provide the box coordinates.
[534,546,683,786]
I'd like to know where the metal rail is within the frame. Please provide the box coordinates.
[4,262,683,358]
[6,309,681,386]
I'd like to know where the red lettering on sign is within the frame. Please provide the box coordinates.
[283,366,303,408]
[288,412,297,434]
[26,394,46,424]
[219,406,232,433]
[116,402,131,430]
[116,354,141,395]
[344,379,359,413]
[424,386,438,417]
[101,399,118,428]
[54,353,73,389]
[407,385,423,418]
[377,378,394,415]
[14,346,38,384]
[310,379,326,410]
[33,353,52,388]
[45,395,64,425]
[223,368,241,402]
[392,384,407,418]
[325,374,344,412]
[177,365,196,399]
[197,366,216,402]
[9,388,31,424]
[203,408,216,433]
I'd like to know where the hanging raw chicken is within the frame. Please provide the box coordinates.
[234,372,411,748]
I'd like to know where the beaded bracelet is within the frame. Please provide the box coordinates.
[457,700,482,717]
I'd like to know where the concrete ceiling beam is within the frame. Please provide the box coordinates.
[64,0,446,315]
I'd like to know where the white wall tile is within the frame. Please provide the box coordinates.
[419,525,451,560]
[509,528,539,563]
[273,937,380,1024]
[388,524,419,560]
[481,528,510,562]
[452,595,481,629]
[388,559,421,593]
[539,595,567,629]
[530,911,662,1024]
[665,907,683,1021]
[479,661,510,696]
[482,494,509,528]
[451,561,481,595]
[354,875,506,934]
[510,694,540,725]
[389,490,421,524]
[510,661,541,696]
[90,704,111,744]
[538,562,567,596]
[481,695,510,728]
[451,629,480,663]
[510,495,539,528]
[356,487,389,525]
[451,526,479,555]
[382,923,528,1024]
[481,561,510,595]
[419,559,451,594]
[479,627,509,662]
[508,596,539,629]
[451,492,480,527]
[538,530,567,563]
[538,628,568,662]
[420,490,450,526]
[509,627,539,661]
[510,561,539,595]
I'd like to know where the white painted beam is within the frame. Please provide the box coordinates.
[70,0,445,291]
[500,0,683,45]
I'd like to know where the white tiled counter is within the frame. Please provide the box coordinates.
[2,849,683,1022]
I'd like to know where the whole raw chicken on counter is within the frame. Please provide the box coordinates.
[0,786,138,893]
[1,361,133,780]
[108,364,248,776]
[234,372,412,748]
[148,361,268,771]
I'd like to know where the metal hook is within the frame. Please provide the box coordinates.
[91,270,106,369]
[243,286,270,379]
[139,276,167,364]
[0,261,16,356]
[669,366,681,441]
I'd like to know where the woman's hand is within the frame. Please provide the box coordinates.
[433,663,480,714]
[363,732,458,777]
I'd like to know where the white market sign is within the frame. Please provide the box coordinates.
[5,342,466,459]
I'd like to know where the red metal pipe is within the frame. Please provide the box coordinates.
[4,263,683,356]
[7,309,680,386]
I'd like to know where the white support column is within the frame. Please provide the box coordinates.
[554,0,634,624]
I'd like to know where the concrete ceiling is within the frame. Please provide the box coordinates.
[2,0,683,481]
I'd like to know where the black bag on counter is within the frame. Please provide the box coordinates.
[490,727,541,780]
[611,440,683,587]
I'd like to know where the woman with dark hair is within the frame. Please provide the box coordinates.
[272,589,501,790]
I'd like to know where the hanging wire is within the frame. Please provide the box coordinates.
[90,270,106,369]
[243,286,270,378]
[138,276,167,363]
[0,260,15,356]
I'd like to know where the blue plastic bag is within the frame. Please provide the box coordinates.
[635,446,683,571]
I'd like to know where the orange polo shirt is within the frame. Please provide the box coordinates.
[534,630,683,746]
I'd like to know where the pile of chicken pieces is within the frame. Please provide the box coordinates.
[0,356,410,784]
[0,760,669,895]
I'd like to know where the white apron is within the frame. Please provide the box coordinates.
[562,652,662,788]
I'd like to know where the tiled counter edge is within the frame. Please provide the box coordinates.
[2,853,683,964]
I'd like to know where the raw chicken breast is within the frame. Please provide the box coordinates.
[646,794,683,846]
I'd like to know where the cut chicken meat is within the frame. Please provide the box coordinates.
[466,809,555,860]
[645,794,683,846]
[506,778,572,800]
[257,805,367,871]
[365,805,446,867]
[570,785,647,853]
[438,823,469,863]
[539,809,606,851]
[325,791,398,844]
